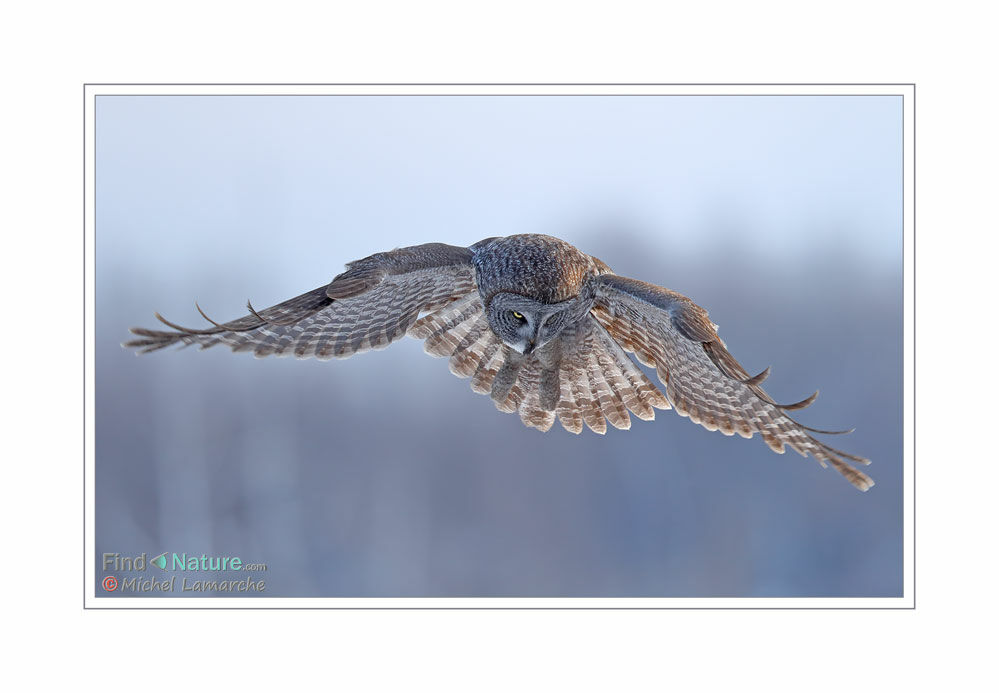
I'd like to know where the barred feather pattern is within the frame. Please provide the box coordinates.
[591,278,874,491]
[125,235,873,492]
[411,305,669,435]
[124,265,477,360]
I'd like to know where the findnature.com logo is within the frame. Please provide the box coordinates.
[100,552,268,595]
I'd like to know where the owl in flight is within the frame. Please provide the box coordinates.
[125,234,873,491]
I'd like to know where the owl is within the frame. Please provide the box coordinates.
[125,234,873,491]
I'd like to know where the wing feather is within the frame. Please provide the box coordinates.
[590,273,873,491]
[555,359,584,434]
[124,243,477,360]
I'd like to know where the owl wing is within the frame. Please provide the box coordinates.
[124,243,478,359]
[410,296,671,438]
[587,273,874,491]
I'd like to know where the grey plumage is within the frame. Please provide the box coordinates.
[125,233,874,491]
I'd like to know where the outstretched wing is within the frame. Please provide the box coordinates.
[124,243,478,360]
[588,274,874,491]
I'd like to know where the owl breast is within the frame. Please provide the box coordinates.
[472,234,595,305]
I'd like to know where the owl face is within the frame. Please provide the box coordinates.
[486,292,575,355]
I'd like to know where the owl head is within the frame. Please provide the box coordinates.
[485,292,579,355]
[473,234,600,355]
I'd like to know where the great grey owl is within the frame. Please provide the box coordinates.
[125,234,873,491]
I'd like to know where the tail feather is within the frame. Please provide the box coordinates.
[515,358,556,432]
[555,361,584,434]
[573,357,607,435]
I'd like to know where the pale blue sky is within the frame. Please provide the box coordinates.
[97,95,901,293]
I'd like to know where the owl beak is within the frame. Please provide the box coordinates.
[524,321,544,355]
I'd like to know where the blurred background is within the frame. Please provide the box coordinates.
[96,94,902,597]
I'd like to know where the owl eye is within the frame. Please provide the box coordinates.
[510,311,525,321]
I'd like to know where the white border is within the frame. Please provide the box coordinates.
[84,83,915,609]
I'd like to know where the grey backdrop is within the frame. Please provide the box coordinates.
[96,94,902,597]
